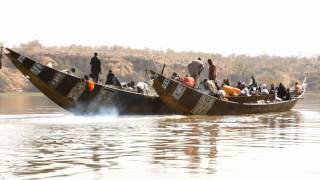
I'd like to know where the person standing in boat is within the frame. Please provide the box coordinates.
[208,59,217,81]
[188,57,204,87]
[90,52,101,83]
[248,76,258,89]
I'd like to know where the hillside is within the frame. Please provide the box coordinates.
[0,40,319,92]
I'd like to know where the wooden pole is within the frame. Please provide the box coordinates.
[0,46,3,69]
[161,64,166,76]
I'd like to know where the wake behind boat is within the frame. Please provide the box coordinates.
[149,70,304,115]
[5,48,175,115]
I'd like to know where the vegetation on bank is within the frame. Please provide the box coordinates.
[0,40,319,92]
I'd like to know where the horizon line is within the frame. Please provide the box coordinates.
[2,40,319,58]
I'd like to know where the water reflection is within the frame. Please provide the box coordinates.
[0,94,66,114]
[258,111,303,128]
[1,112,308,179]
[151,117,219,174]
[11,125,121,179]
[0,94,320,179]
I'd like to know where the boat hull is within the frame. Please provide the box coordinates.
[5,49,174,115]
[151,71,301,115]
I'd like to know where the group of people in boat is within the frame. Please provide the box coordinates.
[77,52,149,94]
[170,57,217,87]
[119,81,149,95]
[64,52,303,99]
[170,57,304,101]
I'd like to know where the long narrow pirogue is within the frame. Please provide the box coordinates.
[5,48,174,115]
[149,70,304,115]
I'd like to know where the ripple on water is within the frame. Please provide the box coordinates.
[1,94,320,179]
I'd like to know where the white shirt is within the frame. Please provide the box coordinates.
[241,88,251,96]
[136,82,149,91]
[261,88,269,95]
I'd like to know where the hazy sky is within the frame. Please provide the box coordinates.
[1,0,319,56]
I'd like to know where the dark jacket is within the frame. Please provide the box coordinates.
[248,77,258,89]
[277,83,287,99]
[106,72,121,87]
[90,56,101,75]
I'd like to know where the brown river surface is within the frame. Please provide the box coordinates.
[0,93,319,179]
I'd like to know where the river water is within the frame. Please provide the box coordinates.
[0,93,319,180]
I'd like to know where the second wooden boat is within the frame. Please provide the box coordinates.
[149,70,304,115]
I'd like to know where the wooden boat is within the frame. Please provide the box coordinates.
[149,70,304,115]
[5,48,175,115]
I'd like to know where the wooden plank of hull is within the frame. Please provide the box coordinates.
[151,72,302,115]
[5,48,174,115]
[226,94,275,103]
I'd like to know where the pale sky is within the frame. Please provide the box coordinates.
[1,0,320,56]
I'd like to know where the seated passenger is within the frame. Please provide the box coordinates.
[236,81,242,89]
[199,80,210,95]
[239,83,250,96]
[261,83,269,95]
[84,75,95,92]
[250,87,258,95]
[62,67,76,76]
[171,72,180,81]
[257,86,262,94]
[285,88,291,100]
[294,81,303,95]
[181,74,195,88]
[105,70,121,88]
[276,83,287,100]
[217,89,226,98]
[200,79,217,95]
[269,83,276,95]
[215,81,221,90]
[223,78,230,86]
[136,81,149,94]
[126,81,135,90]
